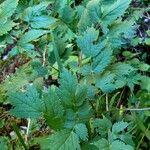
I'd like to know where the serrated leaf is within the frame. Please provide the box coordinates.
[112,121,128,134]
[93,117,112,136]
[43,88,65,129]
[9,86,45,118]
[57,70,78,106]
[22,1,50,22]
[92,49,112,73]
[18,29,49,44]
[38,130,81,150]
[101,0,117,5]
[30,16,56,29]
[74,123,88,141]
[0,0,18,18]
[75,84,88,106]
[60,6,75,23]
[101,0,131,27]
[0,19,15,36]
[93,138,109,150]
[110,140,133,150]
[126,72,141,91]
[80,48,113,76]
[78,0,102,31]
[108,20,135,38]
[111,63,135,77]
[96,73,116,93]
[77,27,100,57]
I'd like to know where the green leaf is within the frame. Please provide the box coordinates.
[0,63,40,103]
[112,121,128,134]
[145,38,150,45]
[92,49,112,74]
[110,140,133,150]
[93,116,112,136]
[22,1,50,22]
[57,70,78,106]
[111,63,135,77]
[101,0,131,27]
[126,72,141,91]
[81,48,113,76]
[140,76,150,92]
[101,0,117,5]
[78,0,102,31]
[146,30,150,36]
[138,63,150,71]
[30,16,56,29]
[96,73,116,93]
[18,29,49,44]
[93,138,109,150]
[75,84,88,106]
[0,19,15,36]
[43,88,65,129]
[76,27,100,57]
[74,123,88,141]
[0,136,11,150]
[9,86,45,118]
[0,0,18,18]
[38,130,81,150]
[60,6,75,23]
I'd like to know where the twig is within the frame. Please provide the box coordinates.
[117,88,125,107]
[106,107,150,112]
[106,94,109,111]
[12,123,28,150]
[25,118,31,144]
[42,48,47,67]
[136,125,150,150]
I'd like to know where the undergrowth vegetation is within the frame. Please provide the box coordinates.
[0,0,150,149]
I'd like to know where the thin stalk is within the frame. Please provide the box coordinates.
[25,118,31,144]
[106,94,109,111]
[42,48,47,67]
[136,125,150,150]
[12,123,28,150]
[105,107,150,113]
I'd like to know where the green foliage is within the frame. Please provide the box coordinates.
[0,0,18,36]
[93,121,134,150]
[74,123,88,141]
[9,85,45,118]
[100,0,131,27]
[0,0,149,149]
[36,130,80,150]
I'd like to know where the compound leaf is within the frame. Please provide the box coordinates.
[18,29,49,44]
[74,123,88,141]
[38,130,81,150]
[9,85,45,118]
[0,0,18,18]
[101,0,131,27]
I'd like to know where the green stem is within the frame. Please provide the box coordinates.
[12,123,28,150]
[104,107,150,113]
[136,125,150,150]
[106,94,109,111]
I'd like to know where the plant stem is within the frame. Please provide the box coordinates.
[106,94,109,111]
[105,107,150,112]
[136,125,150,150]
[25,118,31,144]
[12,123,28,150]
